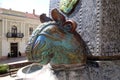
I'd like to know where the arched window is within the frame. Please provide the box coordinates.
[11,25,17,34]
[11,25,17,37]
[29,27,33,35]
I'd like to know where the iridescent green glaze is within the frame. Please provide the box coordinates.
[26,21,86,65]
[25,9,86,65]
[60,0,78,14]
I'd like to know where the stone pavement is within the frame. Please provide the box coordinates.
[0,56,28,80]
[0,56,28,64]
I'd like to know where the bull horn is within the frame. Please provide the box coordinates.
[51,9,66,24]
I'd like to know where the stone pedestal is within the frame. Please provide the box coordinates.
[49,0,120,80]
[54,61,120,80]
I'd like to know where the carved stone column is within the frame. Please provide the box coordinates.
[49,0,120,80]
[49,0,120,56]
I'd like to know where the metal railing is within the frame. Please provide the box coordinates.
[6,32,24,38]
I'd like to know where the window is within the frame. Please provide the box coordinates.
[11,25,17,37]
[11,25,17,34]
[29,27,33,35]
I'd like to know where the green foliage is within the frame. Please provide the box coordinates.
[0,64,8,74]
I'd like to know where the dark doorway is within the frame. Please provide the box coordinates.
[10,43,18,57]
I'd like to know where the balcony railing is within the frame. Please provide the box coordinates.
[6,32,24,38]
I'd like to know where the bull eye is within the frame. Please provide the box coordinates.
[51,27,57,32]
[45,28,56,35]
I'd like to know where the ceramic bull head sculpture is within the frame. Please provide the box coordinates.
[25,9,86,65]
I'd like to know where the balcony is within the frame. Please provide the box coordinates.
[6,32,24,38]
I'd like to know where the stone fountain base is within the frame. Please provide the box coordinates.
[53,60,120,80]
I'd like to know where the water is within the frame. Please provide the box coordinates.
[17,63,58,80]
[33,63,58,80]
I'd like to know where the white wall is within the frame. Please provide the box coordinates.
[19,39,26,53]
[2,38,10,56]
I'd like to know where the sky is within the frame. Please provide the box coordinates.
[0,0,50,16]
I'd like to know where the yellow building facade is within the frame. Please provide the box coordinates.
[0,8,40,59]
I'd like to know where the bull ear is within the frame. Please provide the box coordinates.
[39,14,52,23]
[63,20,77,33]
[51,9,66,24]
